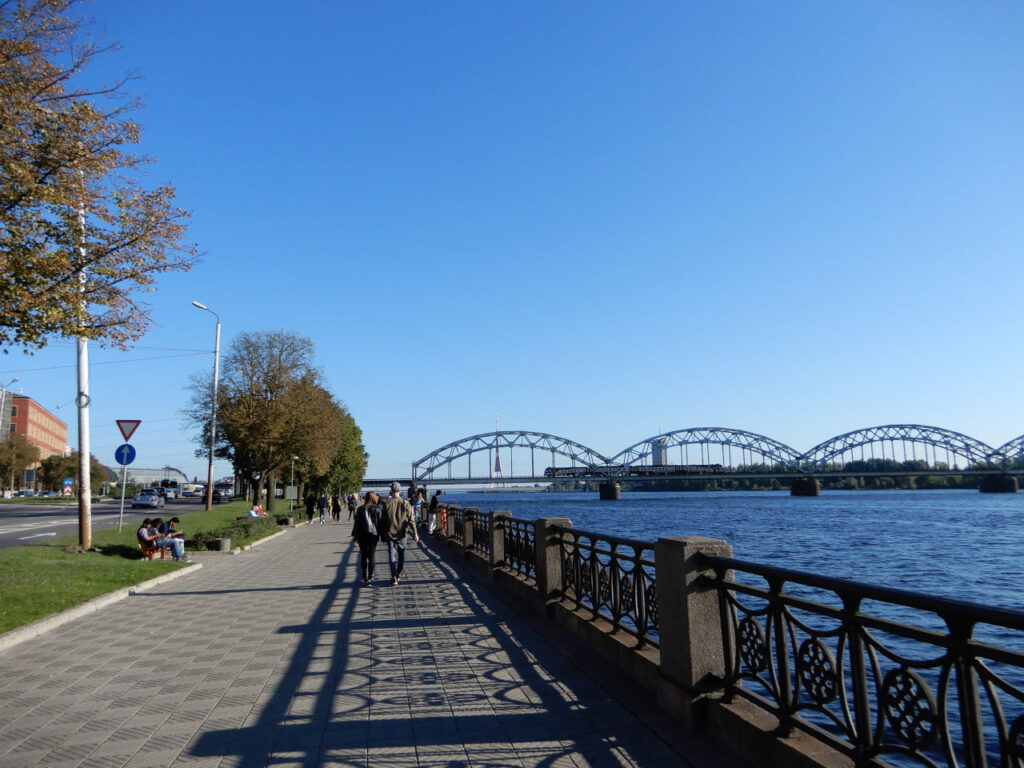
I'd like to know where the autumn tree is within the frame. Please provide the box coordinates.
[186,330,366,511]
[0,0,198,352]
[0,432,40,489]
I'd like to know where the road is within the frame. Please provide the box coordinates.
[0,497,208,550]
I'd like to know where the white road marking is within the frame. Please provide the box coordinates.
[18,532,57,540]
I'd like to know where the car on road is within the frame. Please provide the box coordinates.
[131,491,161,509]
[140,488,165,508]
[39,491,58,498]
[212,489,223,504]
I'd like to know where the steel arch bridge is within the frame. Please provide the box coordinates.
[996,435,1024,466]
[801,424,999,471]
[411,431,610,483]
[609,427,805,472]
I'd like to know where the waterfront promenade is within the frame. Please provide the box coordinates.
[0,522,742,767]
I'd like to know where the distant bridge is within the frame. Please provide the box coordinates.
[362,425,1024,494]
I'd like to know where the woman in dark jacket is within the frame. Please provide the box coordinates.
[351,491,382,584]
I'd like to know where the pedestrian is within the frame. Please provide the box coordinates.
[347,493,357,520]
[331,494,342,523]
[351,491,381,585]
[317,493,328,525]
[304,494,315,525]
[381,481,419,585]
[412,489,425,530]
[427,490,442,535]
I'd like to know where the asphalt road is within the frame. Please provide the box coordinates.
[0,497,207,550]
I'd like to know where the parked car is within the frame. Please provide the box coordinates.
[211,489,223,504]
[131,491,160,509]
[40,491,58,498]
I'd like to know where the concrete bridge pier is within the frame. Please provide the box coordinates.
[790,476,820,496]
[599,481,621,500]
[980,474,1018,493]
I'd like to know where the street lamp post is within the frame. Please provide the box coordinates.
[192,301,221,511]
[289,455,299,513]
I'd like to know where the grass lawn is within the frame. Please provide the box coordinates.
[0,499,288,635]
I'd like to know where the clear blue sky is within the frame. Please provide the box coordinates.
[4,1,1024,481]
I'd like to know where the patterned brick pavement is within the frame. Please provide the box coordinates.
[0,522,692,767]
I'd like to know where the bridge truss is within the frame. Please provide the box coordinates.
[412,431,609,483]
[801,424,999,471]
[399,424,1021,485]
[609,428,804,472]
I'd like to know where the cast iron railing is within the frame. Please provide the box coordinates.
[551,524,658,649]
[449,506,464,545]
[467,508,489,558]
[699,553,1024,768]
[502,517,537,581]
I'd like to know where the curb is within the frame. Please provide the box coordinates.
[0,562,203,655]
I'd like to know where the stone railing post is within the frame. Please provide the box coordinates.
[445,505,457,540]
[534,517,572,614]
[655,536,733,724]
[490,510,510,574]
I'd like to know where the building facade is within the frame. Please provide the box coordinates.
[10,395,68,459]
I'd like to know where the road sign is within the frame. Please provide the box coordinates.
[63,487,72,496]
[63,477,73,487]
[116,419,141,442]
[115,444,136,466]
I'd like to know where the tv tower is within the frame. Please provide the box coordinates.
[491,412,504,487]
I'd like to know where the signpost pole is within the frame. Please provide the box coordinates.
[118,461,128,532]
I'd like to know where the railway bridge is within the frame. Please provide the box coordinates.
[362,424,1024,497]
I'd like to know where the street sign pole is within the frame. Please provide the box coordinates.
[118,462,128,532]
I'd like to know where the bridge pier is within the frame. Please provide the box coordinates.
[790,477,820,497]
[980,474,1018,493]
[599,481,621,500]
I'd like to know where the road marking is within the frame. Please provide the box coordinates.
[18,532,57,540]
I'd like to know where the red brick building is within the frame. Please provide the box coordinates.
[9,395,68,460]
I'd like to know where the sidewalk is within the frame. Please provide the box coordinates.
[0,522,694,768]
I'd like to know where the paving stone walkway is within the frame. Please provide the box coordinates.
[0,521,694,767]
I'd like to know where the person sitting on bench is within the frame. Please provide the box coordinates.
[137,518,188,562]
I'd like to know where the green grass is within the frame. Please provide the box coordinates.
[0,499,289,635]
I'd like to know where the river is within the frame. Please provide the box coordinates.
[442,488,1024,612]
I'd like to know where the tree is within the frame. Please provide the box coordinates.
[0,433,40,489]
[186,330,366,511]
[0,0,199,352]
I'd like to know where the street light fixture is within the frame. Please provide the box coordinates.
[192,301,221,511]
[289,455,299,512]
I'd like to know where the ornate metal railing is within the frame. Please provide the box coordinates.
[551,525,658,649]
[501,517,537,581]
[449,506,464,545]
[467,508,489,558]
[699,553,1024,768]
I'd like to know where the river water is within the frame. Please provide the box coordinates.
[444,488,1024,613]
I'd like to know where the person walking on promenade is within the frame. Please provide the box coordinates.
[351,491,382,585]
[304,494,315,525]
[317,493,328,525]
[412,489,425,530]
[381,482,419,585]
[427,489,442,535]
[331,494,342,523]
[347,493,357,521]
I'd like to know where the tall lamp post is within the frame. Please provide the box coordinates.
[289,455,299,513]
[192,301,221,511]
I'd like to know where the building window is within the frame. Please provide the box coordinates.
[10,405,17,417]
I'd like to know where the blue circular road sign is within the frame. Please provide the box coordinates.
[115,444,136,466]
[63,477,73,487]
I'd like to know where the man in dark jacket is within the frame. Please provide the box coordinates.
[381,482,419,585]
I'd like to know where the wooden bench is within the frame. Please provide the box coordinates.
[138,541,170,560]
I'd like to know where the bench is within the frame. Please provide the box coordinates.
[138,541,170,560]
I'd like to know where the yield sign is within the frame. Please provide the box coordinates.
[116,419,141,442]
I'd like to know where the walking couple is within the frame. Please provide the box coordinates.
[351,482,420,586]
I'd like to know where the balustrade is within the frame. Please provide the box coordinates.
[428,507,1024,768]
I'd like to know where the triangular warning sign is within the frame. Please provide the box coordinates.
[116,419,141,441]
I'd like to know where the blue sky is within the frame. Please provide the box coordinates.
[4,1,1024,481]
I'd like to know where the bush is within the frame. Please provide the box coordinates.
[189,515,279,550]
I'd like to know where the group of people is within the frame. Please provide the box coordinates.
[136,516,192,562]
[305,493,361,525]
[350,482,422,586]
